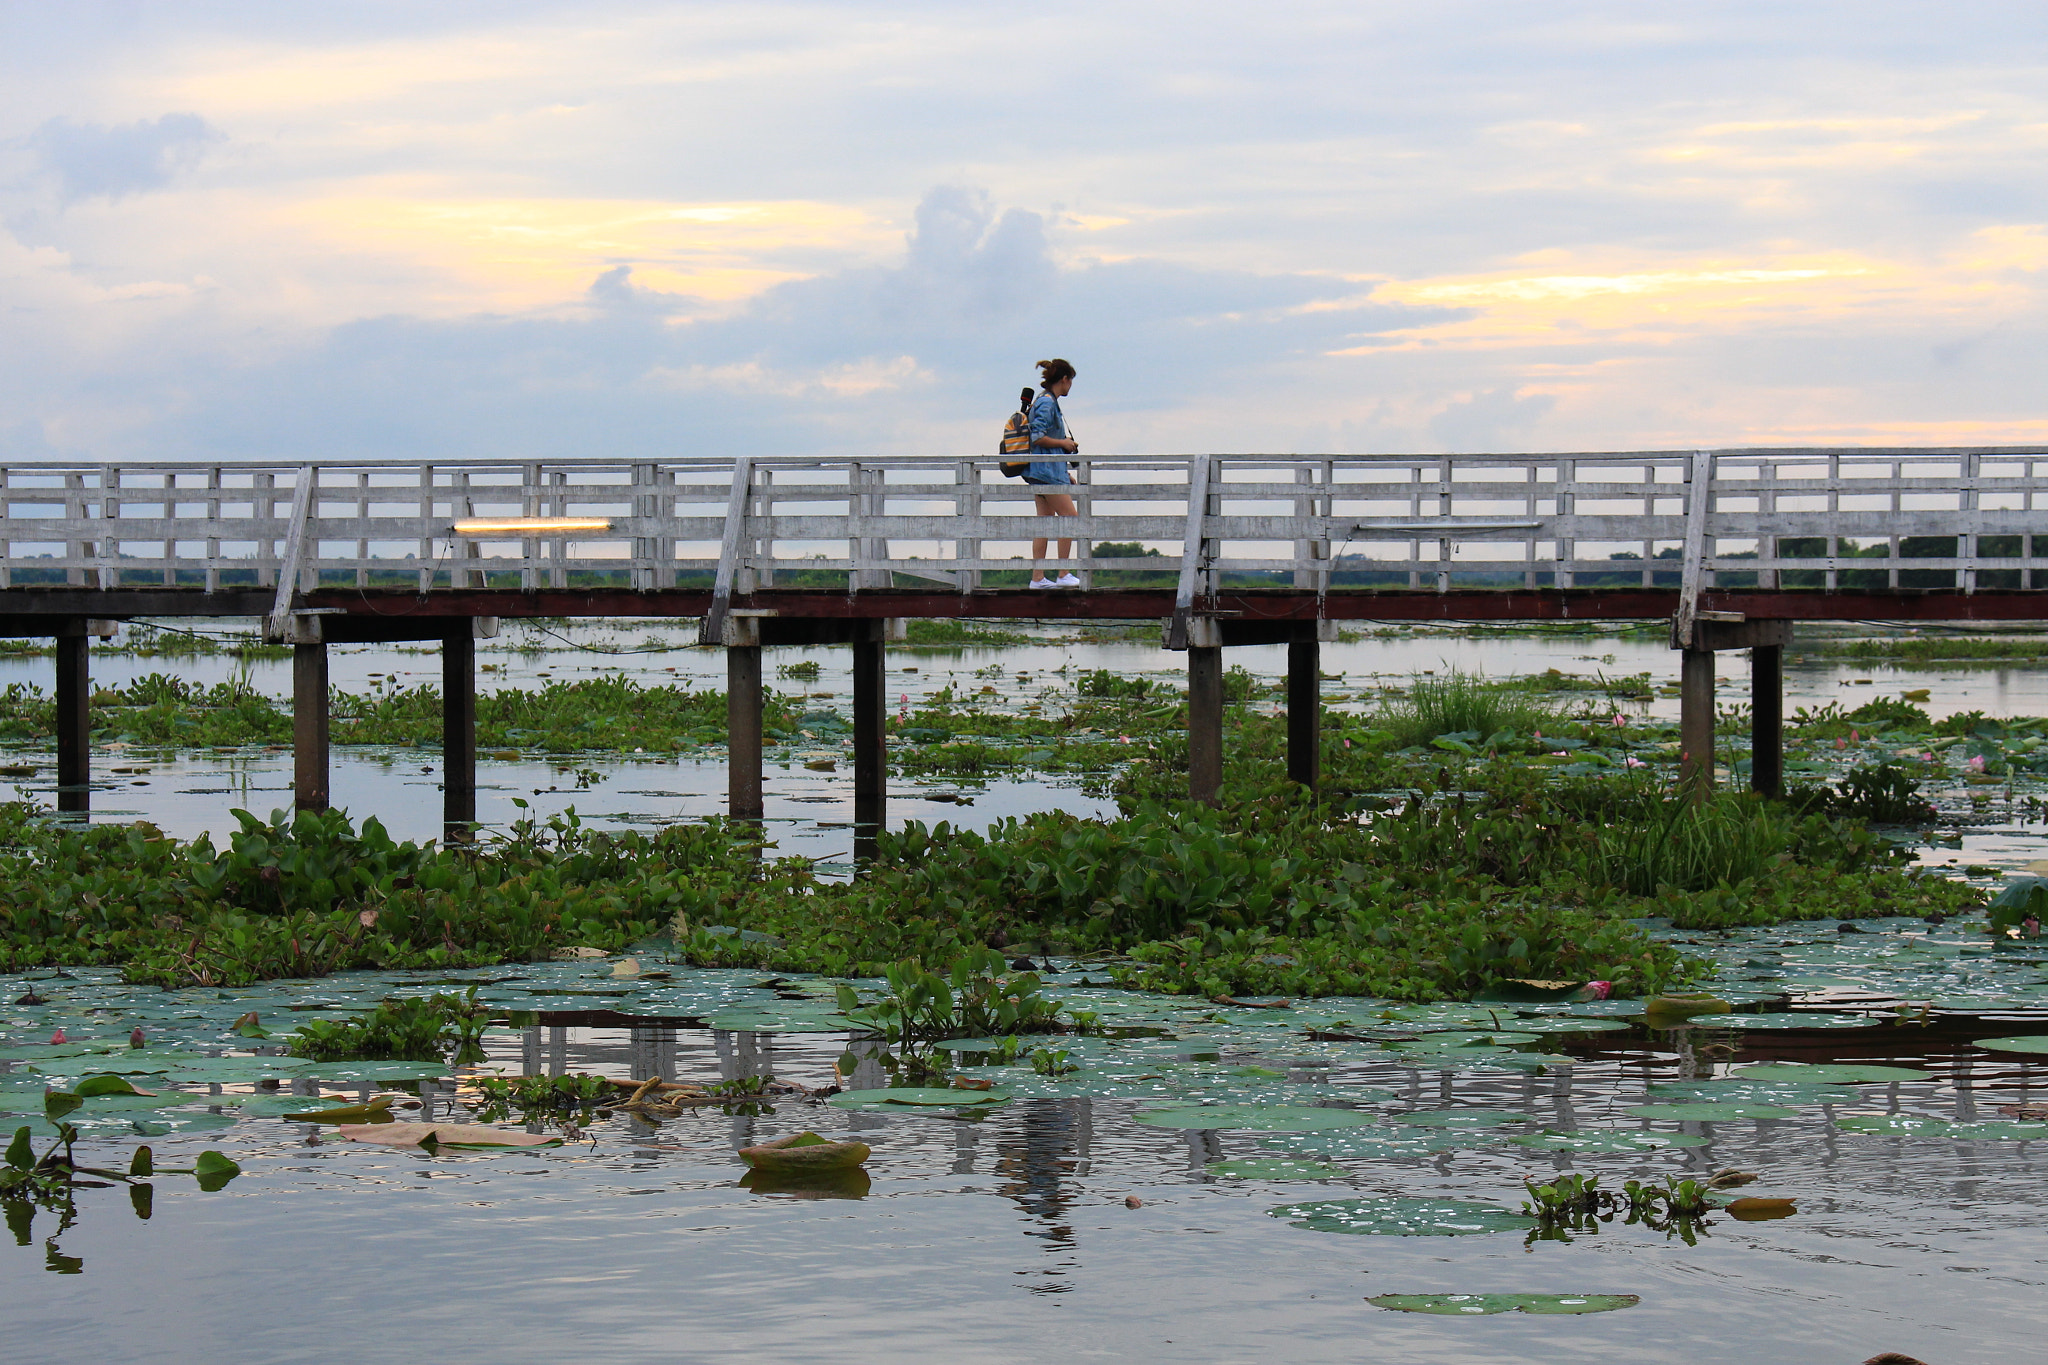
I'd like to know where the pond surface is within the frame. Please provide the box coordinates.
[10,619,2048,867]
[3,934,2045,1365]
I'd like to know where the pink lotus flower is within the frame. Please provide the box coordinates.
[1834,737,1846,750]
[1968,754,1987,772]
[1613,713,1626,728]
[1580,981,1613,1000]
[1117,735,1131,744]
[1624,755,1645,768]
[130,1027,146,1048]
[49,1028,65,1044]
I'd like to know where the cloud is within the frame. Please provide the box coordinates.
[53,185,1440,462]
[25,113,222,204]
[1426,388,1559,452]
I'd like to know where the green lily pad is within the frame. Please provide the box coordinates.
[930,1037,1024,1052]
[1734,1063,1926,1084]
[1626,1102,1798,1121]
[1130,1104,1379,1131]
[1368,1293,1640,1316]
[1945,1120,2048,1141]
[1269,1196,1536,1237]
[300,1060,453,1082]
[1834,1113,1954,1136]
[825,1087,1008,1110]
[1206,1156,1348,1180]
[1261,1127,1498,1157]
[1395,1109,1527,1128]
[702,1011,853,1034]
[129,1111,239,1135]
[1380,1004,1521,1028]
[1719,1012,1880,1029]
[1510,1129,1708,1152]
[1520,1017,1633,1035]
[0,1042,120,1062]
[159,1057,319,1084]
[1646,1082,1848,1107]
[1386,1031,1544,1049]
[1974,1035,2048,1055]
[231,1093,364,1117]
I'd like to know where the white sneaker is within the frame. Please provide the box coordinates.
[1054,573,1082,587]
[1029,578,1056,589]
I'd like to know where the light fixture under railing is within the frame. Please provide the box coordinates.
[451,517,612,535]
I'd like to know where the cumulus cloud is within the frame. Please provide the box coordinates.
[25,113,222,204]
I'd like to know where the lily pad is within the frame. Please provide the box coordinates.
[1368,1293,1640,1316]
[1261,1127,1498,1157]
[300,1060,453,1082]
[1130,1104,1379,1131]
[1395,1109,1527,1129]
[1973,1035,2048,1055]
[1520,1017,1633,1035]
[1718,1012,1880,1030]
[1206,1156,1348,1180]
[159,1057,319,1084]
[1833,1113,1953,1136]
[826,1087,1009,1110]
[1269,1196,1536,1237]
[1645,1081,1848,1108]
[1626,1102,1798,1121]
[1733,1063,1927,1084]
[702,1011,853,1034]
[1945,1120,2048,1141]
[1510,1129,1708,1152]
[128,1111,238,1135]
[338,1121,562,1148]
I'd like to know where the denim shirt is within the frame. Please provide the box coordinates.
[1024,393,1070,485]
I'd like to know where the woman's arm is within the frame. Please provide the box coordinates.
[1028,397,1079,453]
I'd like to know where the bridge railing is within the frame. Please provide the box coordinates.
[3,449,2045,637]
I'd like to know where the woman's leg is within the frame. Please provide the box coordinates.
[1046,492,1076,561]
[1030,491,1072,581]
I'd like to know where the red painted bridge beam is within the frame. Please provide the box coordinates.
[296,587,2048,624]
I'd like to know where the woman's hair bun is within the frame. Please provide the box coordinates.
[1035,358,1076,388]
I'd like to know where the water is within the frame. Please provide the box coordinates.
[9,618,2048,859]
[3,956,2045,1365]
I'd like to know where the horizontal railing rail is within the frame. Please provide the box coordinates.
[3,449,2046,643]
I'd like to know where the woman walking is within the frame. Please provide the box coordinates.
[1024,358,1080,588]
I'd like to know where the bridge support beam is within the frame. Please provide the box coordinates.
[1749,643,1783,797]
[54,622,90,816]
[852,620,886,864]
[293,640,330,813]
[1287,638,1320,789]
[727,639,764,827]
[1679,649,1715,796]
[1188,640,1223,805]
[443,623,476,842]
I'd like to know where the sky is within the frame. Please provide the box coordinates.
[2,0,2046,463]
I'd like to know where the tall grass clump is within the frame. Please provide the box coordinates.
[1584,788,1823,895]
[1376,669,1560,747]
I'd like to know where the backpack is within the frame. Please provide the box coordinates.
[998,388,1035,477]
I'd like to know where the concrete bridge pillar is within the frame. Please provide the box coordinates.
[1187,629,1223,805]
[443,623,476,842]
[726,635,764,826]
[1287,638,1320,789]
[1750,642,1783,797]
[852,620,886,863]
[54,620,91,815]
[1679,648,1715,795]
[293,639,329,812]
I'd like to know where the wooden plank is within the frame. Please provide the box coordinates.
[1166,455,1213,650]
[1671,450,1713,647]
[696,456,754,646]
